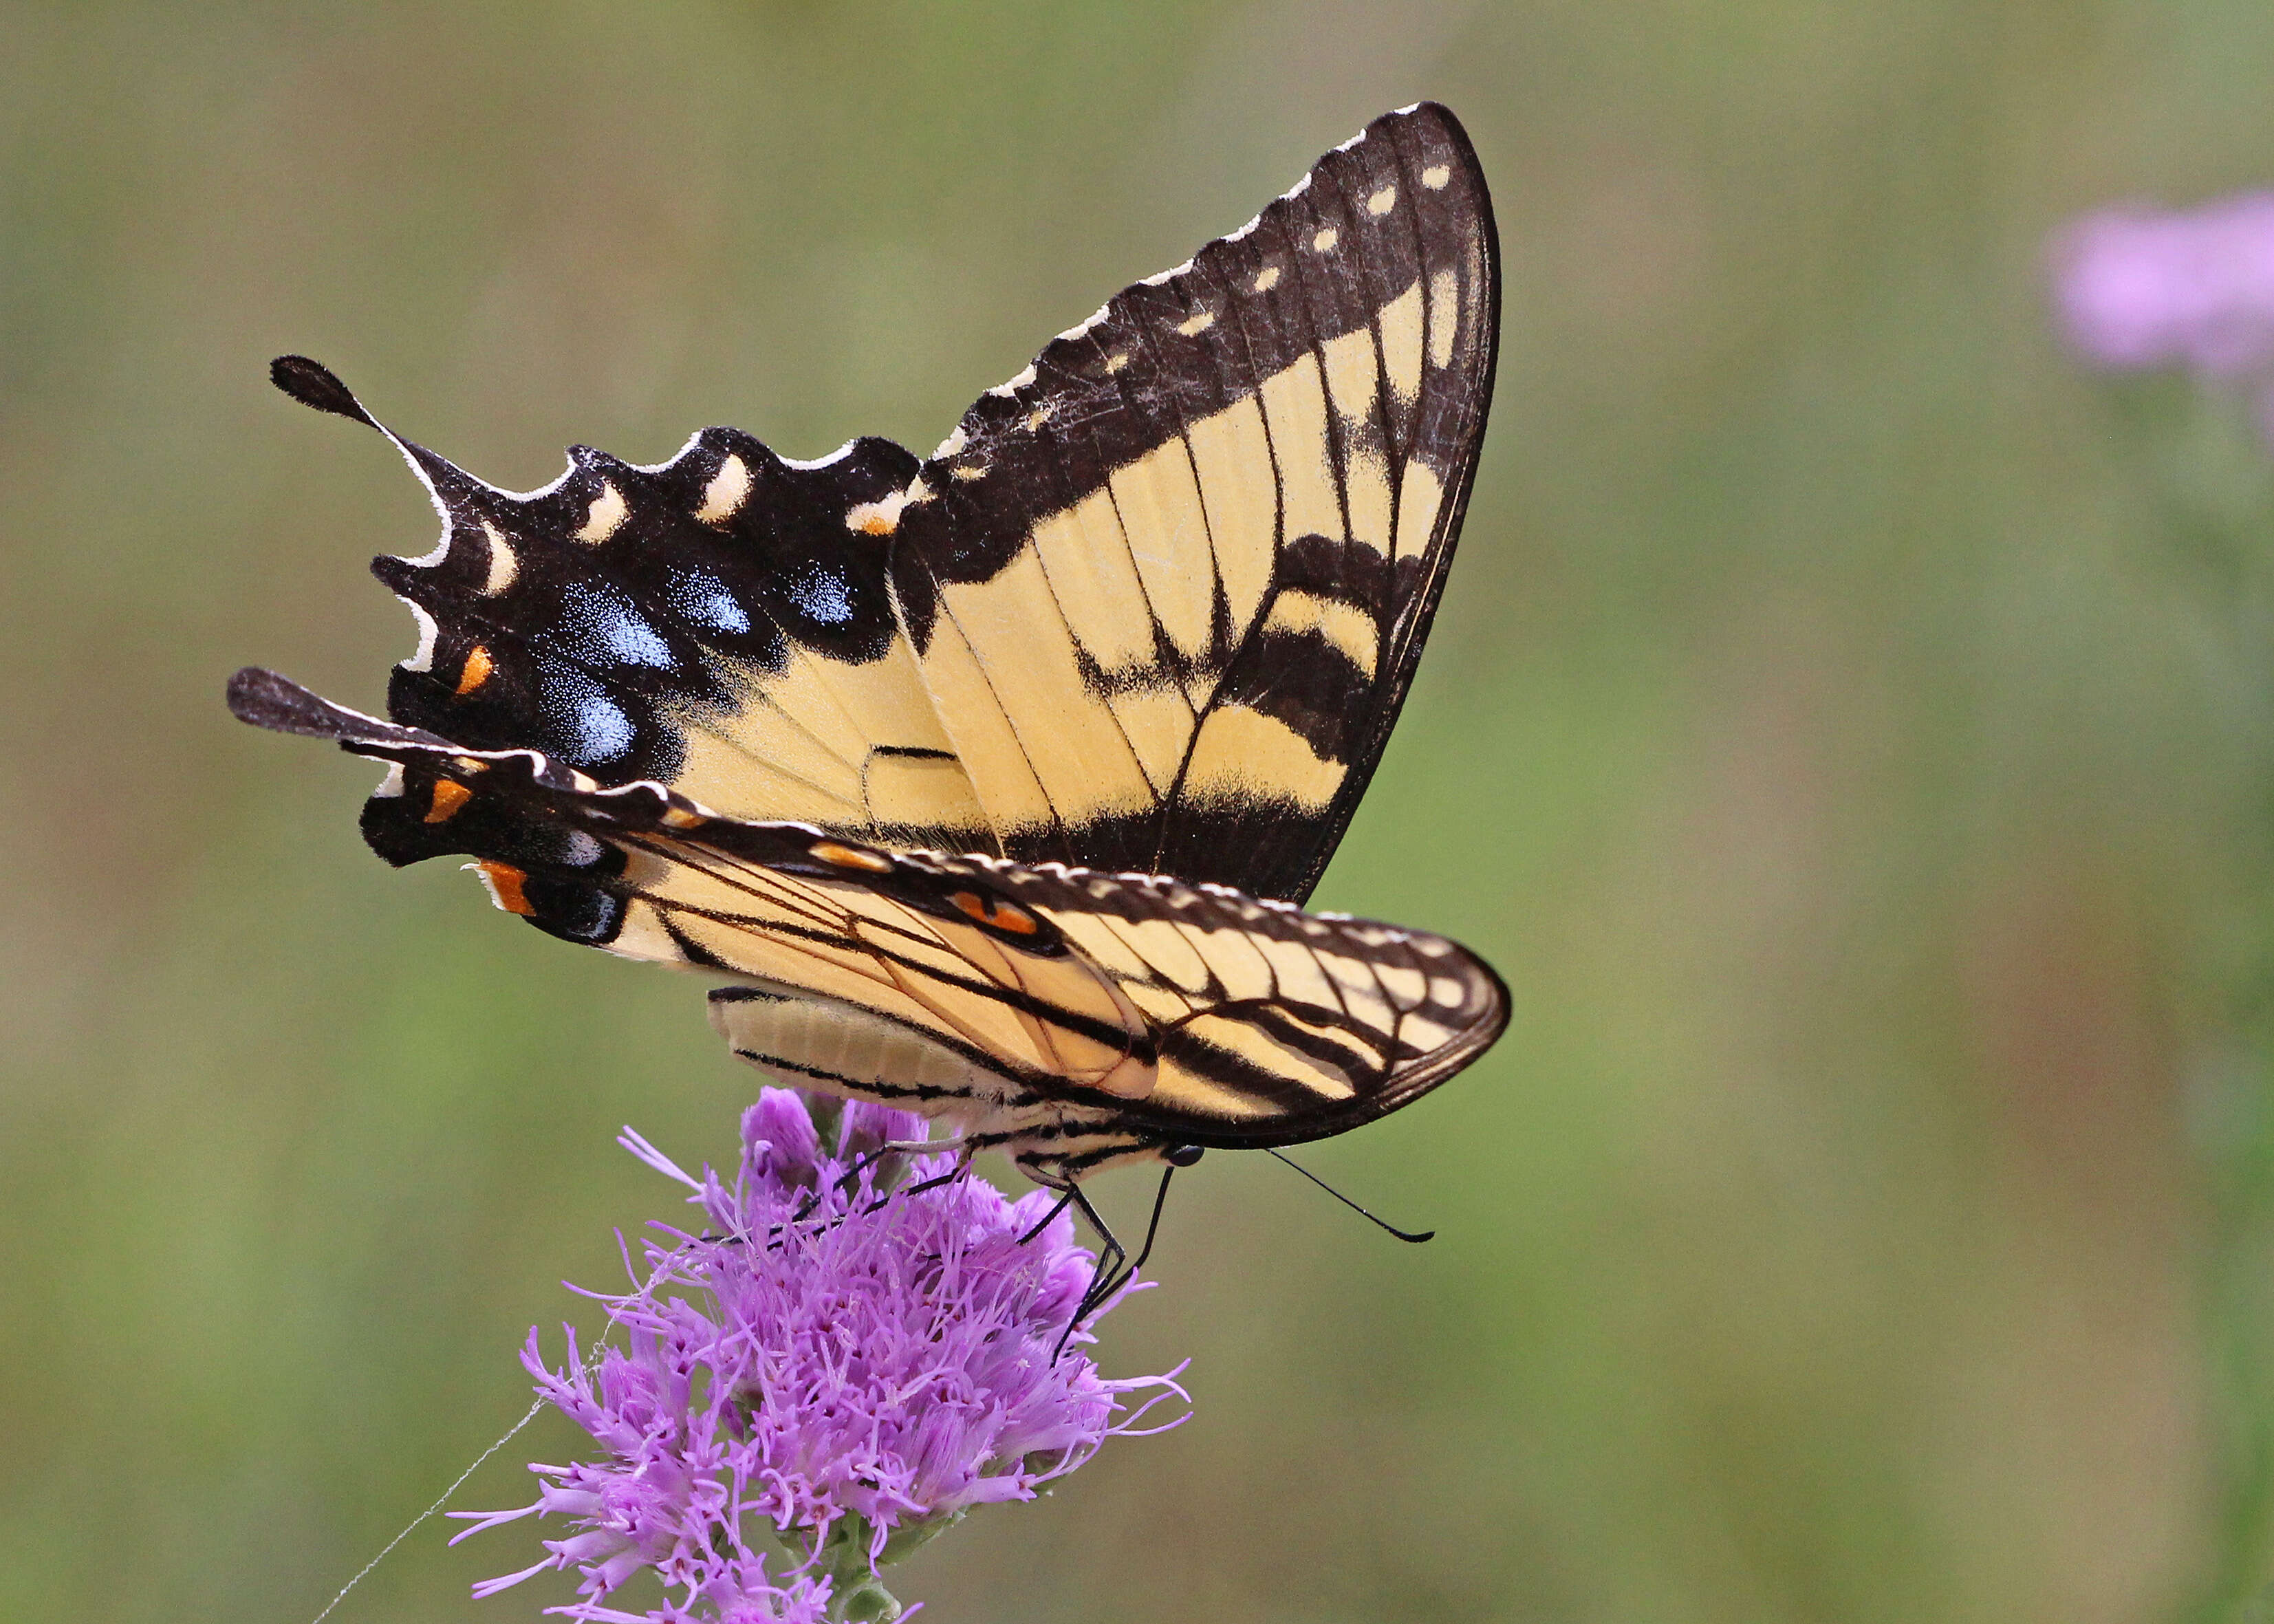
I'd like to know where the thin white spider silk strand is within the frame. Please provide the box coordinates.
[302,1288,632,1624]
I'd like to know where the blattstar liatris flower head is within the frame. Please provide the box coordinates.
[454,1090,1188,1623]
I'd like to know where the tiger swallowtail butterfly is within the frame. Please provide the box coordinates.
[230,101,1507,1193]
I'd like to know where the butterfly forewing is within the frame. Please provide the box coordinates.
[613,836,1147,1092]
[288,103,1494,909]
[1021,870,1506,1147]
[890,102,1497,902]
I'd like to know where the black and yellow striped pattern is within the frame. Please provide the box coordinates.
[235,105,1506,1178]
[270,102,1495,908]
[886,102,1497,900]
[226,669,1506,1180]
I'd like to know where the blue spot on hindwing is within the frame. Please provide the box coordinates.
[666,568,752,636]
[559,581,673,668]
[788,562,854,625]
[539,660,636,764]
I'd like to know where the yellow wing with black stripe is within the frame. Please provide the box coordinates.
[889,101,1497,900]
[264,357,979,852]
[226,669,1506,1178]
[267,102,1495,906]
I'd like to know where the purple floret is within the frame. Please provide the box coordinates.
[454,1090,1187,1623]
[2055,193,2274,433]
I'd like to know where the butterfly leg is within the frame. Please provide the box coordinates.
[1051,1179,1125,1358]
[1082,1164,1177,1317]
[791,1135,975,1225]
[1049,1165,1180,1355]
[863,1143,978,1215]
[873,1133,971,1169]
[1015,1187,1079,1246]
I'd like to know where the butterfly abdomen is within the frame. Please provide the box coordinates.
[704,982,1167,1176]
[708,983,1019,1114]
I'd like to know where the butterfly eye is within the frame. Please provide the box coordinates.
[1163,1145,1205,1167]
[948,890,1039,935]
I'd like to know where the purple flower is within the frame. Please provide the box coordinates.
[453,1090,1187,1623]
[2054,192,2274,432]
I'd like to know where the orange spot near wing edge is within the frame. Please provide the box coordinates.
[424,779,473,823]
[454,643,494,695]
[473,861,534,916]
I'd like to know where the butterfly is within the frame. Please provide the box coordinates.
[230,101,1508,1216]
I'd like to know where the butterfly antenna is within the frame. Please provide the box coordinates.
[1266,1149,1434,1243]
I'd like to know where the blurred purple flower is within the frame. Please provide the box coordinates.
[452,1090,1187,1624]
[2055,192,2274,432]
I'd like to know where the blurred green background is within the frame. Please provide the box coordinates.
[10,2,2274,1620]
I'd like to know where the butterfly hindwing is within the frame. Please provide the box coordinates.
[269,360,993,861]
[228,667,1506,1166]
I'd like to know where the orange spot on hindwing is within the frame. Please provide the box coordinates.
[455,644,495,695]
[810,841,893,874]
[474,861,534,916]
[949,889,1039,935]
[424,779,473,823]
